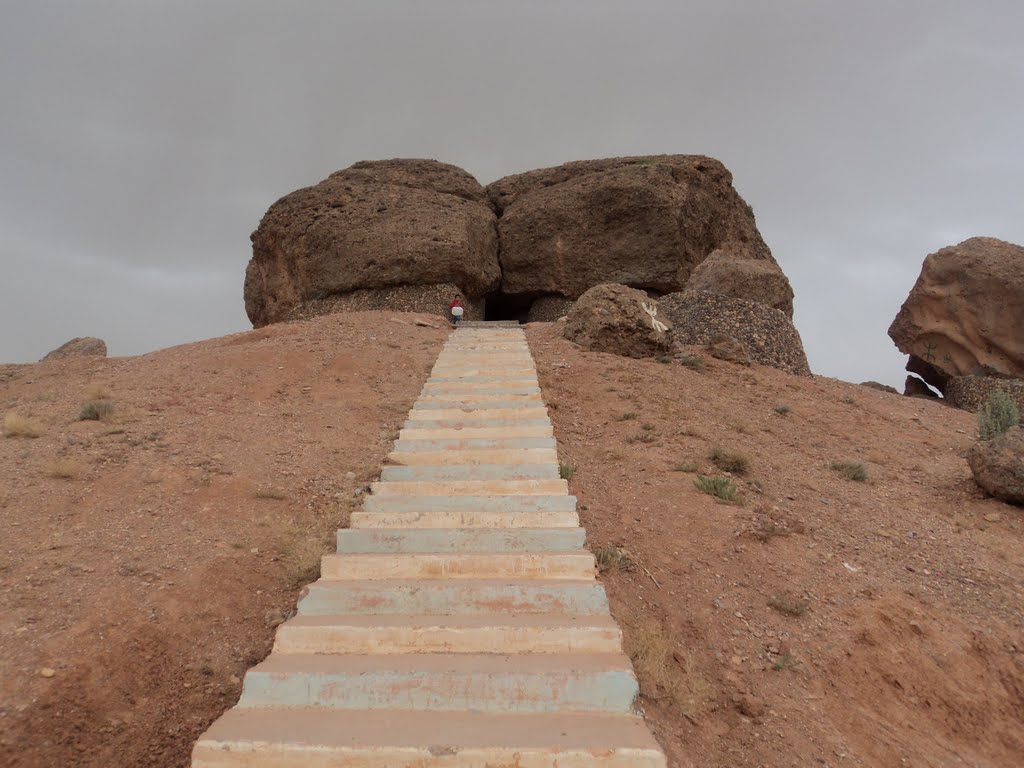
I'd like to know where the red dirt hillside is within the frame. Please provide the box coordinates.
[0,313,1021,767]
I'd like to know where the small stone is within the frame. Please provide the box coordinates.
[736,694,766,718]
[730,655,743,666]
[39,668,56,678]
[984,512,1002,523]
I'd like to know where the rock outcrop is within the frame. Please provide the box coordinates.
[861,381,899,395]
[42,337,107,361]
[244,159,500,327]
[967,426,1024,505]
[889,237,1024,399]
[563,284,673,359]
[660,291,810,376]
[487,155,791,308]
[945,376,1024,414]
[684,248,794,318]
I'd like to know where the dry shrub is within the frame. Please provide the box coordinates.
[47,458,87,480]
[85,383,111,400]
[626,618,711,718]
[709,446,749,474]
[79,399,115,421]
[254,487,287,500]
[4,413,44,438]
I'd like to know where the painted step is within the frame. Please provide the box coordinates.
[236,653,637,714]
[350,508,580,529]
[411,399,545,410]
[336,527,586,553]
[319,551,596,580]
[426,376,538,385]
[297,579,609,615]
[415,394,544,406]
[193,709,667,768]
[387,448,558,465]
[418,386,542,396]
[398,426,553,440]
[359,494,577,515]
[402,418,551,431]
[370,479,568,496]
[391,436,556,452]
[433,356,534,365]
[406,407,549,419]
[379,464,558,482]
[272,613,622,654]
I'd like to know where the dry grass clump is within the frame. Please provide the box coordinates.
[559,461,577,480]
[594,543,633,573]
[694,474,739,503]
[978,389,1019,440]
[47,458,87,480]
[626,618,711,717]
[254,486,287,500]
[85,383,111,400]
[768,593,810,617]
[79,399,115,421]
[831,461,867,482]
[4,413,44,438]
[708,446,749,474]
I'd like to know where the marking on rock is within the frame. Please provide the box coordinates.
[642,302,669,333]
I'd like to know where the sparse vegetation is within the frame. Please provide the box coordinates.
[626,432,657,444]
[594,543,633,573]
[79,399,115,421]
[671,461,698,473]
[47,458,87,480]
[709,446,749,474]
[678,355,705,372]
[626,619,710,717]
[615,412,639,421]
[655,355,672,364]
[977,389,1019,440]
[694,475,739,503]
[773,404,791,416]
[831,461,867,482]
[85,383,111,400]
[3,413,44,438]
[768,593,810,617]
[773,650,796,671]
[559,461,577,480]
[641,422,655,431]
[254,487,287,500]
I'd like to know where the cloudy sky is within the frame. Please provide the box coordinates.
[1,1,1021,386]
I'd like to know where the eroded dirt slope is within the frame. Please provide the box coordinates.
[528,323,1024,768]
[0,312,447,767]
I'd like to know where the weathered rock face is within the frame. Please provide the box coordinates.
[684,248,794,318]
[487,155,788,305]
[42,337,107,361]
[706,336,751,366]
[244,159,500,327]
[967,426,1024,505]
[660,291,810,376]
[888,237,1024,395]
[946,376,1024,414]
[563,284,673,359]
[904,376,938,399]
[861,381,899,395]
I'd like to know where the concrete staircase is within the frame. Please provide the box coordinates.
[192,325,667,767]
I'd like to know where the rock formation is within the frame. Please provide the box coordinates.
[244,159,500,327]
[563,284,673,359]
[684,248,794,318]
[660,292,810,376]
[967,426,1024,505]
[861,381,899,395]
[42,337,107,361]
[889,237,1024,406]
[486,156,793,314]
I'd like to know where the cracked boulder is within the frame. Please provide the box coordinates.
[563,284,673,358]
[244,159,500,327]
[888,237,1024,396]
[487,155,792,310]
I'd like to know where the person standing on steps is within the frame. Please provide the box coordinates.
[449,296,464,327]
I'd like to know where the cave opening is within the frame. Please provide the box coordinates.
[483,292,535,323]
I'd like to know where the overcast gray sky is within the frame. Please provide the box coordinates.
[1,1,1021,386]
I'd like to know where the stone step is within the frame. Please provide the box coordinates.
[193,709,667,767]
[350,508,580,529]
[427,375,538,384]
[406,407,549,420]
[272,613,621,655]
[360,494,577,515]
[433,356,534,365]
[398,425,553,440]
[415,393,543,405]
[419,386,542,396]
[236,653,637,714]
[297,579,608,615]
[402,418,551,431]
[411,400,546,411]
[387,448,558,465]
[320,551,596,580]
[370,479,568,497]
[336,527,585,553]
[379,464,558,482]
[391,436,556,452]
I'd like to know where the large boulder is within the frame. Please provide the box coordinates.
[967,426,1024,505]
[684,248,794,318]
[42,337,107,361]
[487,155,791,308]
[563,284,673,359]
[661,291,811,376]
[244,159,500,327]
[888,237,1024,396]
